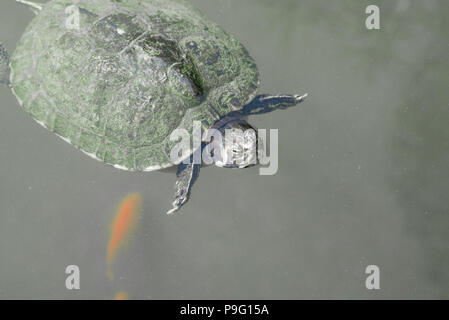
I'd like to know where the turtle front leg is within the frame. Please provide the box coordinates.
[238,93,308,116]
[167,161,201,215]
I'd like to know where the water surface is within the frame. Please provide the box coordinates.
[0,0,448,299]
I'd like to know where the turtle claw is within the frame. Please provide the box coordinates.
[166,206,179,215]
[167,182,188,215]
[294,93,309,103]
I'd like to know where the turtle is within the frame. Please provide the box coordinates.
[0,0,308,214]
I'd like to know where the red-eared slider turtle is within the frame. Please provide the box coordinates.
[0,0,307,214]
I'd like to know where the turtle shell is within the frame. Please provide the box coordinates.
[10,0,259,171]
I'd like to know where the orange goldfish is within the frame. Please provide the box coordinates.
[114,291,129,300]
[107,193,142,280]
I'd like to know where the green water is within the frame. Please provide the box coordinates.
[0,0,448,299]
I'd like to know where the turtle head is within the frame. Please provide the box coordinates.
[209,117,261,169]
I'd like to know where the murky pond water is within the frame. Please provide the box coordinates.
[0,0,448,299]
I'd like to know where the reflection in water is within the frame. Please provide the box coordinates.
[0,0,448,299]
[114,291,130,300]
[107,193,143,281]
[258,0,415,72]
[259,0,449,297]
[390,1,449,297]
